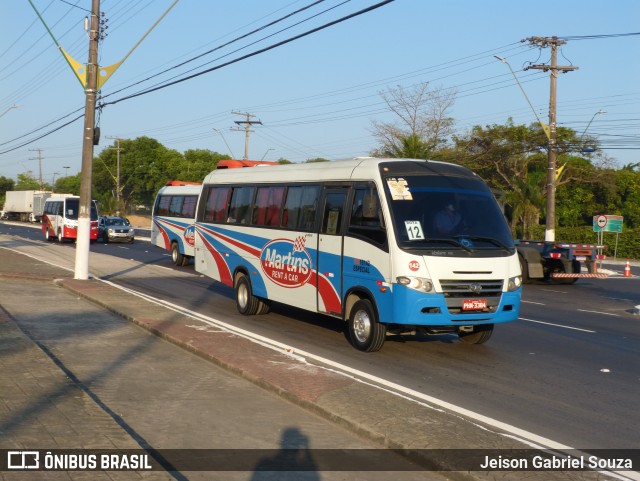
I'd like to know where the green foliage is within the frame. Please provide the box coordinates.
[15,171,44,190]
[0,176,14,207]
[380,134,432,159]
[92,137,222,213]
[54,173,81,195]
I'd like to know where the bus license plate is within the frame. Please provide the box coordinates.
[462,299,487,311]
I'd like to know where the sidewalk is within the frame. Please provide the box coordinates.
[0,247,606,481]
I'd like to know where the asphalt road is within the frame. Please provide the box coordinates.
[2,221,639,452]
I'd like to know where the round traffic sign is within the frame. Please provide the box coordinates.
[596,215,607,229]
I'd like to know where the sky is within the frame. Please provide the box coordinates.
[1,0,639,185]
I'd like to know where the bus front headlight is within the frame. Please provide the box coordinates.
[397,276,434,293]
[507,275,522,291]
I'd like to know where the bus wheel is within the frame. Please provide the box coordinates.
[235,273,260,315]
[171,242,184,266]
[57,230,64,243]
[348,299,386,352]
[458,324,494,344]
[256,299,271,315]
[45,229,53,242]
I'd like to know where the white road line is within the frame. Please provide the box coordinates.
[521,300,545,305]
[520,317,596,333]
[577,309,620,317]
[541,288,569,294]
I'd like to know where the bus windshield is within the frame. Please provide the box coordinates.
[384,175,514,254]
[65,199,99,221]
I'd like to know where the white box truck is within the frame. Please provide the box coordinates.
[1,191,72,222]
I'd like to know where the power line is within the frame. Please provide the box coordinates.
[99,0,396,108]
[559,32,640,41]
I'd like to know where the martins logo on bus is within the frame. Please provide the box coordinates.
[260,237,312,288]
[183,225,196,247]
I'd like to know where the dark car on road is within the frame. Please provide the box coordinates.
[98,216,135,243]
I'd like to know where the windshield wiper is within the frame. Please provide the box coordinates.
[453,235,513,253]
[409,237,473,253]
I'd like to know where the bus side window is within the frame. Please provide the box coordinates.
[181,196,197,218]
[202,187,231,223]
[282,185,319,231]
[157,196,171,216]
[228,186,254,225]
[321,192,346,235]
[168,196,184,217]
[348,187,387,247]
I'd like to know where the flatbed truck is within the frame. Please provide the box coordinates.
[516,240,608,284]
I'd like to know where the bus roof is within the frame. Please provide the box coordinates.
[216,159,279,169]
[156,183,202,196]
[202,158,475,185]
[165,180,201,186]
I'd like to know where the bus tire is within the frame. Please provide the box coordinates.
[171,242,184,266]
[458,324,494,344]
[57,229,64,243]
[348,299,386,352]
[235,273,260,315]
[45,228,53,242]
[256,299,271,315]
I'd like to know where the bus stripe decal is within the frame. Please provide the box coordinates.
[197,231,233,286]
[309,272,342,313]
[198,225,261,258]
[157,218,188,232]
[153,219,171,250]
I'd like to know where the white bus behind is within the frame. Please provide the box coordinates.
[151,181,201,266]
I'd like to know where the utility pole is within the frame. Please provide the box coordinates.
[524,36,578,242]
[28,148,44,189]
[74,0,100,280]
[231,111,262,160]
[106,136,124,211]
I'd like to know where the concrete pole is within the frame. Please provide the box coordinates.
[74,0,100,280]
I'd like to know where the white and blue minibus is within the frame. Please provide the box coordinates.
[151,181,202,266]
[194,158,522,351]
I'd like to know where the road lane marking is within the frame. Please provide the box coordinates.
[521,300,545,305]
[541,288,568,294]
[520,317,596,333]
[577,309,620,317]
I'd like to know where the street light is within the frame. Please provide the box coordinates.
[580,109,606,145]
[0,104,21,118]
[494,56,549,140]
[63,166,70,177]
[212,128,237,159]
[261,148,275,160]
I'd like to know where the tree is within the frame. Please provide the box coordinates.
[93,136,183,212]
[15,171,46,190]
[179,149,229,182]
[0,175,15,208]
[370,82,456,159]
[54,173,81,195]
[0,176,14,196]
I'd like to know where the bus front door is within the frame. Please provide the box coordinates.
[317,188,347,316]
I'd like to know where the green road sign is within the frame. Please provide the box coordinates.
[593,214,623,233]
